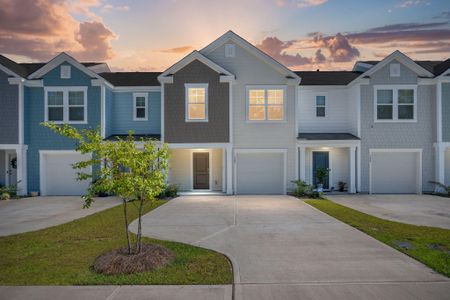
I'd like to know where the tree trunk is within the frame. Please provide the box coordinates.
[136,197,144,253]
[123,198,132,255]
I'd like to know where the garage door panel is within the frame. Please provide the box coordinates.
[371,152,419,194]
[43,153,90,196]
[236,152,284,194]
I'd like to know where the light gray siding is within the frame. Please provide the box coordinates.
[445,148,450,186]
[360,60,435,192]
[442,83,450,142]
[205,41,297,189]
[0,70,19,144]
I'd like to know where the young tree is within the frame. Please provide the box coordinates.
[42,122,169,254]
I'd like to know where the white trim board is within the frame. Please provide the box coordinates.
[185,83,209,122]
[189,150,213,192]
[28,52,104,80]
[44,86,88,124]
[200,31,300,84]
[158,51,234,84]
[133,92,148,121]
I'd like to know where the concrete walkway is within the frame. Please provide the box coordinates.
[327,194,450,229]
[0,196,121,236]
[129,195,450,299]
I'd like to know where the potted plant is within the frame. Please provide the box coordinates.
[338,181,347,192]
[315,167,330,192]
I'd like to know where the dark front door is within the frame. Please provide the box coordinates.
[193,152,209,189]
[313,151,329,189]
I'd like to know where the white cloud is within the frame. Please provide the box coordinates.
[276,0,328,8]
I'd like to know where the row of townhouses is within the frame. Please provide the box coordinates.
[0,31,449,196]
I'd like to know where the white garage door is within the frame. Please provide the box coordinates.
[236,151,285,194]
[370,151,420,194]
[41,152,91,196]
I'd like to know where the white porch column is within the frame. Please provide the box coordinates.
[226,145,233,195]
[299,146,306,181]
[435,143,445,187]
[15,146,28,196]
[349,146,356,193]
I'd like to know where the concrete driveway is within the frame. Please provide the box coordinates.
[327,194,450,229]
[0,196,121,236]
[132,195,450,300]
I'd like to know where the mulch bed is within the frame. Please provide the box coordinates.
[93,243,175,275]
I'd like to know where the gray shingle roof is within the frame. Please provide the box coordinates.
[99,72,161,86]
[360,59,450,76]
[0,54,28,77]
[298,133,360,140]
[105,134,161,141]
[295,71,362,85]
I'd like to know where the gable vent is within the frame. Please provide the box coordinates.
[225,44,235,58]
[390,63,400,77]
[61,65,71,79]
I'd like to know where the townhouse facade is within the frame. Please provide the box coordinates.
[0,31,449,196]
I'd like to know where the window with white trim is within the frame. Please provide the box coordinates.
[247,86,285,121]
[45,87,87,123]
[133,93,148,121]
[185,84,208,121]
[316,95,326,117]
[375,86,416,121]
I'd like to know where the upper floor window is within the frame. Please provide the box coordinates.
[45,87,87,124]
[133,93,148,121]
[185,83,208,122]
[247,86,285,121]
[316,95,326,117]
[375,85,416,122]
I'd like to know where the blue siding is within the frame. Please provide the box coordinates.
[0,69,19,144]
[105,86,114,138]
[24,62,100,193]
[109,91,161,136]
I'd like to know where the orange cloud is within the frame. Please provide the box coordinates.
[158,46,195,54]
[0,0,116,61]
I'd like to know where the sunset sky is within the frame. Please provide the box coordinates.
[1,0,449,72]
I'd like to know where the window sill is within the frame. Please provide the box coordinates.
[185,119,209,123]
[374,119,417,123]
[246,120,287,124]
[133,118,148,121]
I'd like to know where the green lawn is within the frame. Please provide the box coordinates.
[0,200,232,285]
[305,199,450,277]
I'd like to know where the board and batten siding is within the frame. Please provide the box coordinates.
[24,62,101,193]
[298,86,355,134]
[109,91,161,136]
[205,41,297,190]
[442,83,450,142]
[0,69,19,144]
[164,60,229,143]
[359,59,435,192]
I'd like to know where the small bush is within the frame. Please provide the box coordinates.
[291,180,313,197]
[0,193,10,200]
[158,184,179,199]
[0,184,18,198]
[429,181,450,197]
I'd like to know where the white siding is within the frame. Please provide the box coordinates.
[445,148,450,186]
[298,86,356,134]
[168,148,223,192]
[205,41,297,190]
[304,147,349,190]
